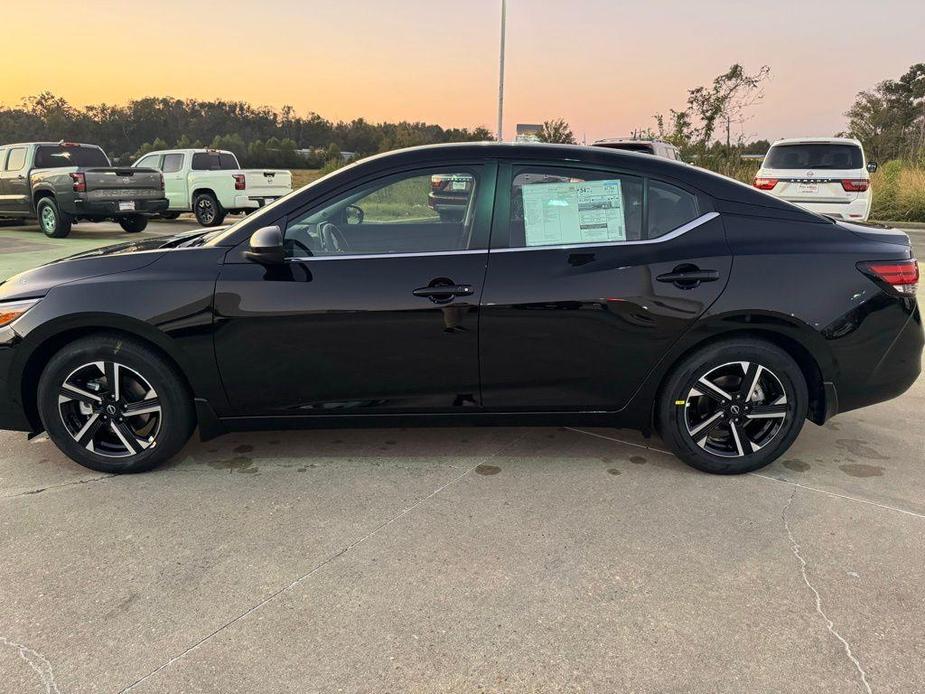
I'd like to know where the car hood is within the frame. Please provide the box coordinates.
[0,228,220,302]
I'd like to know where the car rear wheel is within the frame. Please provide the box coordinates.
[37,335,195,473]
[193,192,226,227]
[657,339,808,474]
[119,215,148,233]
[37,197,72,238]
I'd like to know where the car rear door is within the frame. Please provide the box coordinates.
[0,146,32,215]
[478,160,731,410]
[160,153,188,209]
[213,161,496,415]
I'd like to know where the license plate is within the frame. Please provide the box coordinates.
[118,201,136,211]
[451,181,467,191]
[797,184,818,194]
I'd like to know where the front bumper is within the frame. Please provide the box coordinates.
[0,334,30,432]
[787,197,871,221]
[72,197,169,217]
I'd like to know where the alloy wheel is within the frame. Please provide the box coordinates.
[197,198,215,224]
[57,361,162,458]
[683,361,789,458]
[41,206,56,233]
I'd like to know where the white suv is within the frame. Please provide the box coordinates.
[754,137,877,221]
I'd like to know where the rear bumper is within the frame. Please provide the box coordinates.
[786,197,871,221]
[232,194,282,210]
[71,197,169,217]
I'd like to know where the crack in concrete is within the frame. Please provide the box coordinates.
[0,635,61,694]
[782,489,873,694]
[118,436,523,692]
[1,474,115,500]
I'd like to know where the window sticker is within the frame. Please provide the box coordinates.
[521,179,625,247]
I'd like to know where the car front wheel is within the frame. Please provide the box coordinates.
[37,335,195,473]
[658,339,808,474]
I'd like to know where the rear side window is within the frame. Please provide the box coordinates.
[34,145,110,168]
[5,147,26,171]
[162,153,184,173]
[764,144,863,170]
[648,180,700,238]
[191,152,238,170]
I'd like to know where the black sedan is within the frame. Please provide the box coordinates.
[0,143,920,474]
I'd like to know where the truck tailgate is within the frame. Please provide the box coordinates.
[84,168,163,200]
[243,169,292,196]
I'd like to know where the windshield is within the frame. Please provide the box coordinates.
[764,144,863,170]
[191,152,239,170]
[34,145,110,168]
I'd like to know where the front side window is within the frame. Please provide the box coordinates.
[508,167,644,247]
[135,154,162,170]
[35,145,109,168]
[284,167,481,257]
[5,147,26,171]
[162,153,184,173]
[764,144,863,170]
[191,152,238,170]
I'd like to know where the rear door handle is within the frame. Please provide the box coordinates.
[656,268,720,288]
[412,284,473,298]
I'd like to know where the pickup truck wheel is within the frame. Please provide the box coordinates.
[193,193,225,227]
[119,215,148,233]
[159,212,181,220]
[37,197,72,238]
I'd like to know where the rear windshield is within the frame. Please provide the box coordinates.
[34,145,110,168]
[764,144,863,170]
[191,152,239,170]
[597,143,655,154]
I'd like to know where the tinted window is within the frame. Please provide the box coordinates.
[135,154,161,170]
[648,180,700,238]
[508,167,644,247]
[764,144,863,170]
[284,168,481,257]
[191,152,238,170]
[162,153,184,173]
[34,145,109,168]
[597,143,655,155]
[5,147,26,171]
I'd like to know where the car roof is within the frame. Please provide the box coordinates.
[141,149,234,156]
[0,142,102,148]
[770,137,863,147]
[593,138,676,147]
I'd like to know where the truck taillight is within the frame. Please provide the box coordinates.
[233,174,246,190]
[70,172,86,193]
[841,179,870,192]
[159,173,165,191]
[431,176,448,192]
[857,260,919,297]
[753,177,778,190]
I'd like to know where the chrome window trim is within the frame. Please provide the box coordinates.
[490,212,720,253]
[286,248,487,262]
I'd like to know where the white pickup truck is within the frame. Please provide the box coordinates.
[132,148,292,226]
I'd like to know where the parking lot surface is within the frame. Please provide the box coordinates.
[0,221,923,692]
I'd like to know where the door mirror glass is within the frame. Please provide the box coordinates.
[867,162,878,173]
[245,225,285,264]
[345,204,365,225]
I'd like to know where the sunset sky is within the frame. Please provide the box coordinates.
[2,0,921,143]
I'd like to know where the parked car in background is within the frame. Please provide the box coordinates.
[0,143,919,476]
[754,137,877,221]
[132,149,292,227]
[427,173,475,221]
[593,138,683,161]
[0,142,167,237]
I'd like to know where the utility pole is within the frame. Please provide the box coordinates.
[496,0,506,142]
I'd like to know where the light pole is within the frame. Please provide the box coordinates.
[496,0,506,142]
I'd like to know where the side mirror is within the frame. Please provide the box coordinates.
[867,162,878,173]
[244,225,285,265]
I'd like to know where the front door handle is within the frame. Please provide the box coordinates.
[656,267,720,288]
[412,284,473,298]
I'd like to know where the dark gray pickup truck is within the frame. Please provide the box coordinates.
[0,142,168,237]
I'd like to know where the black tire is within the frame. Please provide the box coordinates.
[37,197,72,238]
[119,215,148,233]
[657,338,808,475]
[37,335,195,474]
[193,192,226,227]
[159,211,181,220]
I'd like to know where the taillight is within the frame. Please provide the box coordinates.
[754,177,778,190]
[841,179,870,192]
[233,173,246,190]
[159,173,165,191]
[70,172,86,193]
[431,176,448,192]
[858,260,919,297]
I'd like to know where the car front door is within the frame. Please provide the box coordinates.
[0,147,32,215]
[213,162,496,415]
[479,161,731,410]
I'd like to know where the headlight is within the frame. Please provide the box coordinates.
[0,299,40,327]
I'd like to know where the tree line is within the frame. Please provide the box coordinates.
[0,93,494,167]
